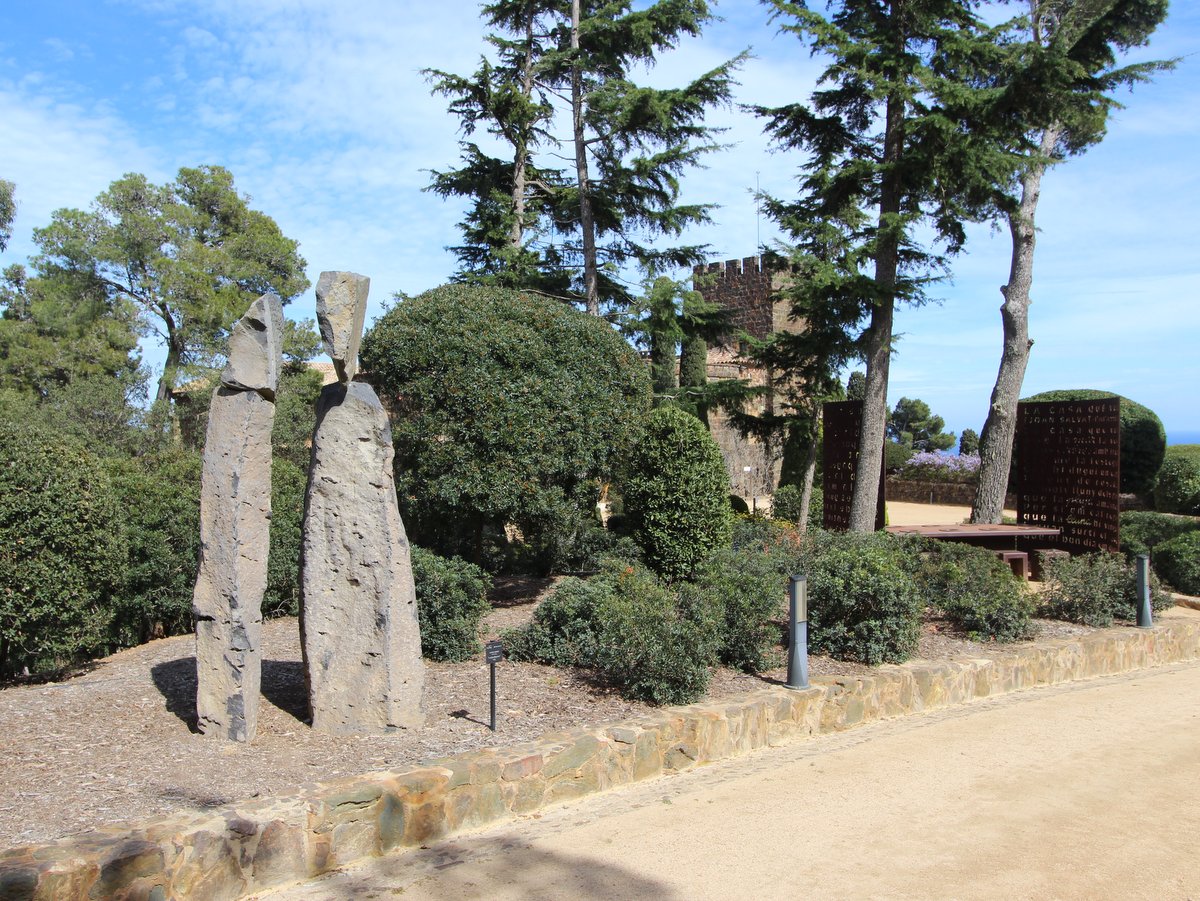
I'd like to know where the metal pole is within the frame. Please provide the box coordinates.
[1136,554,1153,629]
[786,574,809,690]
[489,661,497,731]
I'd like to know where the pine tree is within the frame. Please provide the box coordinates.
[755,0,1021,531]
[970,0,1171,522]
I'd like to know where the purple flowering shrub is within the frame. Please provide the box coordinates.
[897,451,980,484]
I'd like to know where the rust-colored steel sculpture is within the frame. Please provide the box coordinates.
[822,400,886,532]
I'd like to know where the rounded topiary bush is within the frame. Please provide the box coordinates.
[1154,532,1200,596]
[360,285,651,565]
[1021,390,1166,495]
[1153,445,1200,515]
[411,547,493,661]
[0,421,125,675]
[624,406,732,581]
[1119,510,1200,559]
[805,533,922,664]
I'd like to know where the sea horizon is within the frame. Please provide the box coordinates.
[1167,431,1200,447]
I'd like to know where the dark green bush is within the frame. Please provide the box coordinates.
[1022,390,1166,495]
[803,532,923,664]
[625,406,731,581]
[1119,510,1200,559]
[771,484,824,531]
[264,458,307,618]
[1153,532,1200,596]
[103,449,202,645]
[1153,445,1200,516]
[411,546,493,662]
[506,561,718,704]
[910,541,1032,642]
[689,540,791,672]
[0,422,124,675]
[1039,551,1172,626]
[884,440,915,473]
[360,285,651,567]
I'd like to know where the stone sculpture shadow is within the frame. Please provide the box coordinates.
[260,659,309,724]
[150,656,200,733]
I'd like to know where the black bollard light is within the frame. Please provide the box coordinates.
[1136,554,1153,629]
[786,574,810,690]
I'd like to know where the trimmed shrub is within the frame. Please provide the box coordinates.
[910,541,1032,641]
[625,406,732,581]
[1154,532,1200,596]
[1022,390,1166,495]
[360,285,651,566]
[884,440,915,473]
[103,450,202,645]
[264,458,307,618]
[804,532,923,664]
[1153,445,1200,516]
[411,547,493,662]
[1119,510,1200,559]
[690,541,790,672]
[1039,551,1172,626]
[505,561,718,704]
[771,484,824,531]
[0,422,124,675]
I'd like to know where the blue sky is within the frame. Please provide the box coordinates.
[1,1,1197,441]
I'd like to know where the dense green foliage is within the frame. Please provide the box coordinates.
[28,166,309,412]
[1153,445,1200,515]
[411,547,493,662]
[958,429,980,456]
[771,484,823,531]
[264,458,308,619]
[103,450,202,645]
[888,397,956,453]
[505,560,718,704]
[0,179,14,252]
[0,422,125,675]
[1119,510,1200,559]
[802,533,923,664]
[624,405,731,580]
[1153,532,1200,596]
[910,541,1032,642]
[688,540,787,672]
[360,285,650,566]
[1038,551,1172,627]
[1022,390,1167,495]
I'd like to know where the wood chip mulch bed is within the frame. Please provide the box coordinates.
[0,579,1096,849]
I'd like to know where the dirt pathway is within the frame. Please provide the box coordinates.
[262,661,1200,900]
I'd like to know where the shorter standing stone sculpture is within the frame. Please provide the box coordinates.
[301,272,425,733]
[193,293,284,742]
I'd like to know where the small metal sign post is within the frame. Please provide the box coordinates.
[1136,555,1153,628]
[485,639,504,731]
[786,574,809,690]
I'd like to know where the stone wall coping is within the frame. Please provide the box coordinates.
[2,610,1198,900]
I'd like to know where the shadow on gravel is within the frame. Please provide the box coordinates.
[262,659,309,723]
[150,656,200,732]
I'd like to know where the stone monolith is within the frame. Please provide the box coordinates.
[193,292,283,742]
[300,380,425,732]
[315,270,370,382]
[301,271,424,733]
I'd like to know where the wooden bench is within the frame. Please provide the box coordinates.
[996,549,1030,580]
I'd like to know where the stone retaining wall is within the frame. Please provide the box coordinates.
[4,613,1199,901]
[885,478,1018,508]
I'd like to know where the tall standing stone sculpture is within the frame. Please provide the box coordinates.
[193,293,284,742]
[301,271,425,733]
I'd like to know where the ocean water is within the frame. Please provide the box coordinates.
[1167,431,1200,447]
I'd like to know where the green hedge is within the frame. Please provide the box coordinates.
[1021,390,1166,495]
[1119,510,1200,559]
[411,547,493,662]
[505,560,718,705]
[1153,532,1200,596]
[1153,445,1200,515]
[909,540,1032,642]
[625,406,732,581]
[771,484,823,531]
[0,422,125,675]
[1038,551,1173,626]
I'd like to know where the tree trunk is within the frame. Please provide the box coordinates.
[571,0,600,316]
[849,90,904,532]
[971,125,1059,523]
[508,9,537,251]
[796,418,819,534]
[153,310,184,444]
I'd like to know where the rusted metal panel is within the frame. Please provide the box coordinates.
[1016,397,1121,554]
[822,400,886,531]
